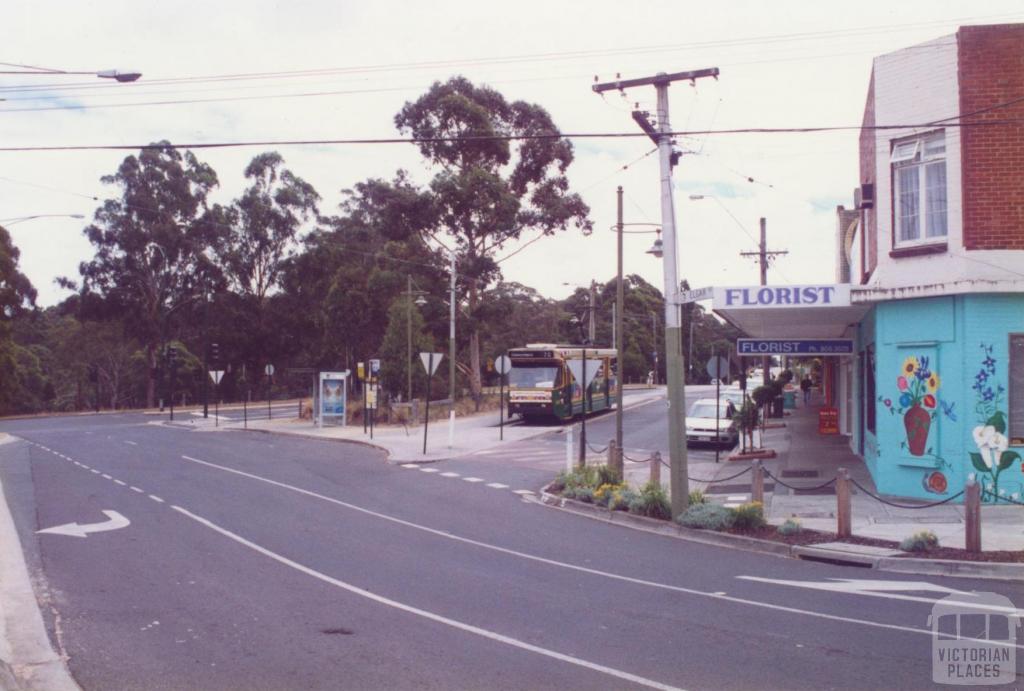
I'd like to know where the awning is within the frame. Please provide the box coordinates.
[710,284,870,340]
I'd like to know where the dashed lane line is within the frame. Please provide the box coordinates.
[462,477,484,483]
[439,472,461,478]
[486,483,509,489]
[419,468,440,474]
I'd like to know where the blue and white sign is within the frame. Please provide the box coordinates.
[737,339,854,355]
[714,284,851,310]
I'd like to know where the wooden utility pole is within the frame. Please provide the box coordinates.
[614,186,624,479]
[594,67,719,518]
[741,217,788,385]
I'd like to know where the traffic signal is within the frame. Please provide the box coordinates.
[209,342,220,365]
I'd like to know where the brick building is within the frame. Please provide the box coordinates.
[840,24,1024,502]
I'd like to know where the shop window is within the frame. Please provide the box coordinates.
[1010,335,1024,446]
[865,346,876,434]
[892,131,947,247]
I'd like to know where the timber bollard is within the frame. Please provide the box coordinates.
[608,440,617,471]
[650,451,661,486]
[751,460,764,505]
[836,467,852,538]
[965,475,981,554]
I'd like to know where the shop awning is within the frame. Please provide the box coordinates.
[709,284,870,340]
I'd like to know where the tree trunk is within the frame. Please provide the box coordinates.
[468,285,482,409]
[146,343,157,409]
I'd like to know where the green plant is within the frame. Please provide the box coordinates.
[677,503,735,531]
[688,489,707,506]
[610,487,638,511]
[731,501,766,531]
[777,518,802,536]
[899,530,939,553]
[557,466,598,493]
[595,464,621,487]
[593,482,625,508]
[628,481,672,520]
[750,385,775,408]
[574,487,595,504]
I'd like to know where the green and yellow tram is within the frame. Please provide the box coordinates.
[506,344,617,421]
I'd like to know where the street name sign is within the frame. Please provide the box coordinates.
[679,286,713,304]
[737,339,854,355]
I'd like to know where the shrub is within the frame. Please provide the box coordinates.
[593,483,625,508]
[678,503,735,531]
[628,481,671,520]
[610,487,638,511]
[595,464,621,487]
[777,518,802,536]
[688,489,707,506]
[574,487,595,504]
[731,502,766,531]
[557,466,598,493]
[899,530,939,553]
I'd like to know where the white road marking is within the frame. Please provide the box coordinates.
[170,504,684,691]
[176,454,983,645]
[725,495,747,502]
[401,464,420,469]
[419,468,439,474]
[513,490,535,496]
[124,440,138,446]
[114,480,126,486]
[80,464,91,469]
[462,477,484,483]
[101,474,113,480]
[149,495,164,503]
[90,469,101,474]
[439,472,461,478]
[486,483,509,489]
[130,486,144,493]
[37,510,130,538]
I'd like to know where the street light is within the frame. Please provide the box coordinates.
[0,63,141,82]
[1,214,84,225]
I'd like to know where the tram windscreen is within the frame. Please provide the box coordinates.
[509,365,559,389]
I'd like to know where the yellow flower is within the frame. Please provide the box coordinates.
[901,356,919,376]
[927,372,940,393]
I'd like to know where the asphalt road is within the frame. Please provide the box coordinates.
[1,412,1021,690]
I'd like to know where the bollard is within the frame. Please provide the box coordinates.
[965,475,981,554]
[565,427,574,473]
[650,451,661,486]
[751,460,764,505]
[607,440,617,475]
[836,467,852,538]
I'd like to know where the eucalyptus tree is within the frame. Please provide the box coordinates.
[76,142,219,407]
[395,77,591,401]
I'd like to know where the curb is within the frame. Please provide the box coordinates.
[536,486,1024,581]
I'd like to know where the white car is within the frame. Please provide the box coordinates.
[685,398,738,447]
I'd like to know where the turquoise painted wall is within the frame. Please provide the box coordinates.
[870,294,1024,502]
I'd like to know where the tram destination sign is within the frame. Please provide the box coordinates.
[737,339,854,355]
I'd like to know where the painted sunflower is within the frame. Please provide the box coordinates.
[901,356,919,377]
[926,372,940,393]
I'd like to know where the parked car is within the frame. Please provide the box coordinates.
[685,398,738,447]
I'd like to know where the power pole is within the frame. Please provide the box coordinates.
[448,251,457,448]
[614,186,624,479]
[740,217,788,384]
[594,67,719,518]
[588,279,596,344]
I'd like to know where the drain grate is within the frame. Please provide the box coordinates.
[322,628,354,635]
[780,469,819,478]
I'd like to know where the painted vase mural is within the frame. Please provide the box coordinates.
[969,344,1022,504]
[895,355,940,457]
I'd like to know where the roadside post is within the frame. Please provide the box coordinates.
[420,352,444,454]
[706,354,728,463]
[965,475,981,553]
[167,346,178,422]
[265,364,275,420]
[836,467,852,538]
[209,369,224,427]
[567,349,601,468]
[495,354,511,441]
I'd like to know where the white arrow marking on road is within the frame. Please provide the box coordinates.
[738,577,1024,616]
[37,510,130,539]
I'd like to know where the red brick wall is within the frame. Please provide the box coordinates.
[859,71,877,277]
[958,24,1024,250]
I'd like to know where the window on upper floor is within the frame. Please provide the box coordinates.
[891,131,947,248]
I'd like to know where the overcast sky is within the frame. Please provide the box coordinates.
[4,1,1023,308]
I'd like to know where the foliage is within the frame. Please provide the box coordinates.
[777,518,802,536]
[899,530,939,553]
[628,481,671,520]
[574,487,595,504]
[688,489,707,506]
[731,502,766,531]
[677,503,735,531]
[750,385,776,408]
[593,482,625,508]
[610,486,638,511]
[594,464,621,487]
[378,295,435,398]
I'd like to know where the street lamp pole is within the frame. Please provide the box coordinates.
[448,250,456,449]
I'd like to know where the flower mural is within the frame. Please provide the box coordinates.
[969,344,1022,504]
[887,354,940,456]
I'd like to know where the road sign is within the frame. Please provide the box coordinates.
[357,362,365,380]
[706,356,729,379]
[495,354,511,375]
[679,286,713,303]
[567,358,601,389]
[736,339,854,355]
[419,352,444,376]
[209,370,224,385]
[366,384,378,410]
[369,358,381,378]
[265,363,275,376]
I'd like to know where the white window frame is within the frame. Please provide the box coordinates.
[892,131,948,249]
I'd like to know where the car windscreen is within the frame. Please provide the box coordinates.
[508,365,560,388]
[689,402,730,418]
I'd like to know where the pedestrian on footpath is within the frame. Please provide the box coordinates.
[800,375,812,405]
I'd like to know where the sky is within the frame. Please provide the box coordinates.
[3,0,1024,309]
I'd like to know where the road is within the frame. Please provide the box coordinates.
[1,412,1021,690]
